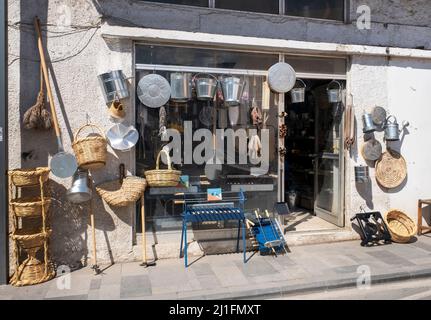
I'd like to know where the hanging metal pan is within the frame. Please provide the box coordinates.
[106,123,139,152]
[267,62,297,94]
[361,139,383,162]
[371,106,387,126]
[137,74,171,108]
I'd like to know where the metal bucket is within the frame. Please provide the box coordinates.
[98,70,130,104]
[384,115,400,141]
[355,166,370,183]
[362,113,377,133]
[221,76,245,106]
[290,79,306,104]
[66,169,92,204]
[194,73,218,101]
[327,80,342,103]
[170,72,192,102]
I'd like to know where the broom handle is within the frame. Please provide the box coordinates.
[34,17,62,146]
[90,198,97,268]
[141,196,147,263]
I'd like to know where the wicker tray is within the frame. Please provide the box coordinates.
[375,150,407,189]
[10,197,51,218]
[385,209,416,243]
[96,176,146,207]
[8,167,50,187]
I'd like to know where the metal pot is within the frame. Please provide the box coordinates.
[355,166,370,183]
[98,70,130,104]
[362,113,377,133]
[66,169,92,203]
[194,73,218,101]
[170,72,192,103]
[220,76,245,106]
[327,80,342,103]
[290,79,306,104]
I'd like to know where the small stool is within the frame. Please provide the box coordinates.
[417,199,431,235]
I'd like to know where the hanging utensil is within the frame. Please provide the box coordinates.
[354,165,370,183]
[66,169,92,204]
[106,123,139,152]
[193,73,219,101]
[361,139,383,162]
[97,70,130,104]
[290,79,306,104]
[384,115,401,141]
[267,62,296,93]
[137,74,171,108]
[220,76,245,106]
[35,17,77,178]
[170,72,192,103]
[327,80,343,103]
[375,149,407,189]
[371,106,387,126]
[362,113,377,133]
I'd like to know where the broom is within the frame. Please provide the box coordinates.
[23,57,52,130]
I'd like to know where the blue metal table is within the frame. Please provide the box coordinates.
[180,190,247,268]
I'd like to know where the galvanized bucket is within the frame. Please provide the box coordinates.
[384,115,400,141]
[170,72,192,102]
[290,79,306,104]
[221,76,245,106]
[362,113,377,133]
[355,166,370,183]
[327,80,342,103]
[98,70,130,104]
[66,169,92,204]
[193,73,218,101]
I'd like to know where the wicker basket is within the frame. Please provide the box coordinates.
[385,209,417,243]
[96,176,146,207]
[10,197,51,218]
[8,167,50,187]
[145,150,181,188]
[72,124,107,170]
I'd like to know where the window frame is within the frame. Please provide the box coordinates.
[141,0,348,23]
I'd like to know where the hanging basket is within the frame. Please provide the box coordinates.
[145,149,181,188]
[96,176,146,207]
[385,209,416,243]
[72,124,107,170]
[8,167,50,187]
[10,197,51,218]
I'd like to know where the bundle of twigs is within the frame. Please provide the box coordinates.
[23,62,52,130]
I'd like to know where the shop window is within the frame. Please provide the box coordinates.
[215,0,280,14]
[285,0,345,21]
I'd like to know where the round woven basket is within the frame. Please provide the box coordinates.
[72,124,107,170]
[96,176,146,207]
[10,197,51,218]
[385,209,416,243]
[376,150,407,189]
[8,167,50,187]
[11,229,52,249]
[145,150,181,188]
[10,262,55,287]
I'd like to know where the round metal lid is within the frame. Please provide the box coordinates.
[267,62,297,93]
[371,106,387,126]
[137,74,171,108]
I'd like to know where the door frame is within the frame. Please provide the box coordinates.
[0,0,8,285]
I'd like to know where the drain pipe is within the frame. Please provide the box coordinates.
[0,0,8,285]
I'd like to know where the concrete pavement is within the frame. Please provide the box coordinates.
[1,235,431,300]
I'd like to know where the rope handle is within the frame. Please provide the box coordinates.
[155,149,172,170]
[73,123,106,142]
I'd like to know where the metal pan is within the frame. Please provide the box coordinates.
[267,62,296,93]
[106,123,139,152]
[137,74,171,108]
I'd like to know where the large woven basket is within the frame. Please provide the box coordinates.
[10,197,51,218]
[72,124,107,170]
[96,176,146,207]
[8,167,50,187]
[145,149,181,188]
[385,209,416,243]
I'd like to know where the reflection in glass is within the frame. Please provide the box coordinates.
[216,0,279,14]
[285,0,344,21]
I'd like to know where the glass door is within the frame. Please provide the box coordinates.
[313,84,344,227]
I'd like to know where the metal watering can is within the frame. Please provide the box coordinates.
[290,79,306,104]
[327,80,342,103]
[384,115,409,141]
[362,113,377,133]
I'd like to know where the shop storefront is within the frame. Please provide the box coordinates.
[134,43,347,240]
